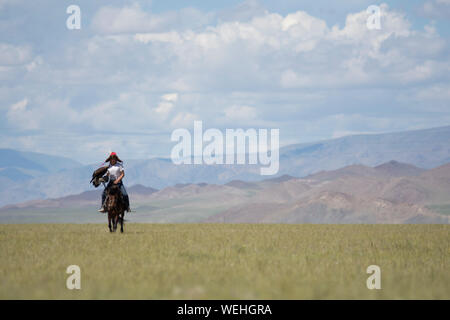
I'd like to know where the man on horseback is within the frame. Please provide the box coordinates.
[97,152,130,213]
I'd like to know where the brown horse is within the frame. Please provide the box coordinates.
[105,184,125,233]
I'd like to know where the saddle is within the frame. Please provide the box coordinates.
[105,183,126,207]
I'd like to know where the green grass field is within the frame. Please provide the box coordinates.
[0,224,448,299]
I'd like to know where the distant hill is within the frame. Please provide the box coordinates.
[262,174,296,183]
[0,149,47,172]
[225,180,259,189]
[305,161,424,181]
[0,148,82,181]
[1,161,449,224]
[1,184,158,210]
[374,160,425,177]
[0,149,82,173]
[0,167,33,182]
[279,125,450,177]
[0,125,450,207]
[206,161,450,224]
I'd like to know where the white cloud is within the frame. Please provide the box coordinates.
[155,93,178,118]
[92,4,211,34]
[19,3,443,98]
[92,4,164,34]
[162,93,179,102]
[415,84,450,102]
[420,0,450,19]
[397,84,450,112]
[224,105,257,121]
[0,43,32,66]
[25,56,43,72]
[170,111,197,128]
[7,98,79,131]
[217,0,267,24]
[1,2,450,161]
[7,98,39,131]
[129,4,446,92]
[134,32,183,44]
[9,98,28,112]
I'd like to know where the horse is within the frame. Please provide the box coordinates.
[104,183,125,233]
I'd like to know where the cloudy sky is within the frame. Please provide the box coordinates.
[1,0,449,163]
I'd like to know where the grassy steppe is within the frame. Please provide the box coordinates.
[0,224,448,299]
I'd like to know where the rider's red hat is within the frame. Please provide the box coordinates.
[105,152,122,163]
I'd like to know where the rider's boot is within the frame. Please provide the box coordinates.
[98,193,106,213]
[124,195,131,212]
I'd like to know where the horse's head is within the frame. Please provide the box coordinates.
[108,184,121,196]
[106,183,123,212]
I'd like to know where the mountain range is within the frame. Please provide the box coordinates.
[1,125,450,208]
[1,160,449,224]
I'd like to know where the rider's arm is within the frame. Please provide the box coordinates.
[114,171,124,184]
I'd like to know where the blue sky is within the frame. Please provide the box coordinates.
[1,0,449,163]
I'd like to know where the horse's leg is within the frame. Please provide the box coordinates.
[108,213,112,232]
[120,212,124,233]
[113,214,118,232]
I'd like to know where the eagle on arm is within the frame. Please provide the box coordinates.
[90,166,109,188]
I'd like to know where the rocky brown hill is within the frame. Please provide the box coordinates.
[1,161,449,224]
